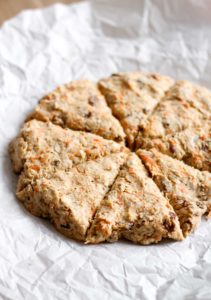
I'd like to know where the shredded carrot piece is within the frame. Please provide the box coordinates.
[31,165,40,171]
[65,140,72,146]
[93,138,100,143]
[33,186,39,193]
[128,167,136,175]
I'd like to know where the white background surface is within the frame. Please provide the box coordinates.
[0,1,211,299]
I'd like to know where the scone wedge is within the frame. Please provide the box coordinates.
[137,149,211,237]
[9,120,129,241]
[99,72,174,147]
[165,80,211,116]
[86,153,183,244]
[28,80,125,143]
[136,80,211,171]
[137,125,211,172]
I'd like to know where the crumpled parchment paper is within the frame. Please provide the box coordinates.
[0,1,211,299]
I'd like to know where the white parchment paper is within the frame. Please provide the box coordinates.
[0,1,211,299]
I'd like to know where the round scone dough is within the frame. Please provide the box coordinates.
[9,72,211,245]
